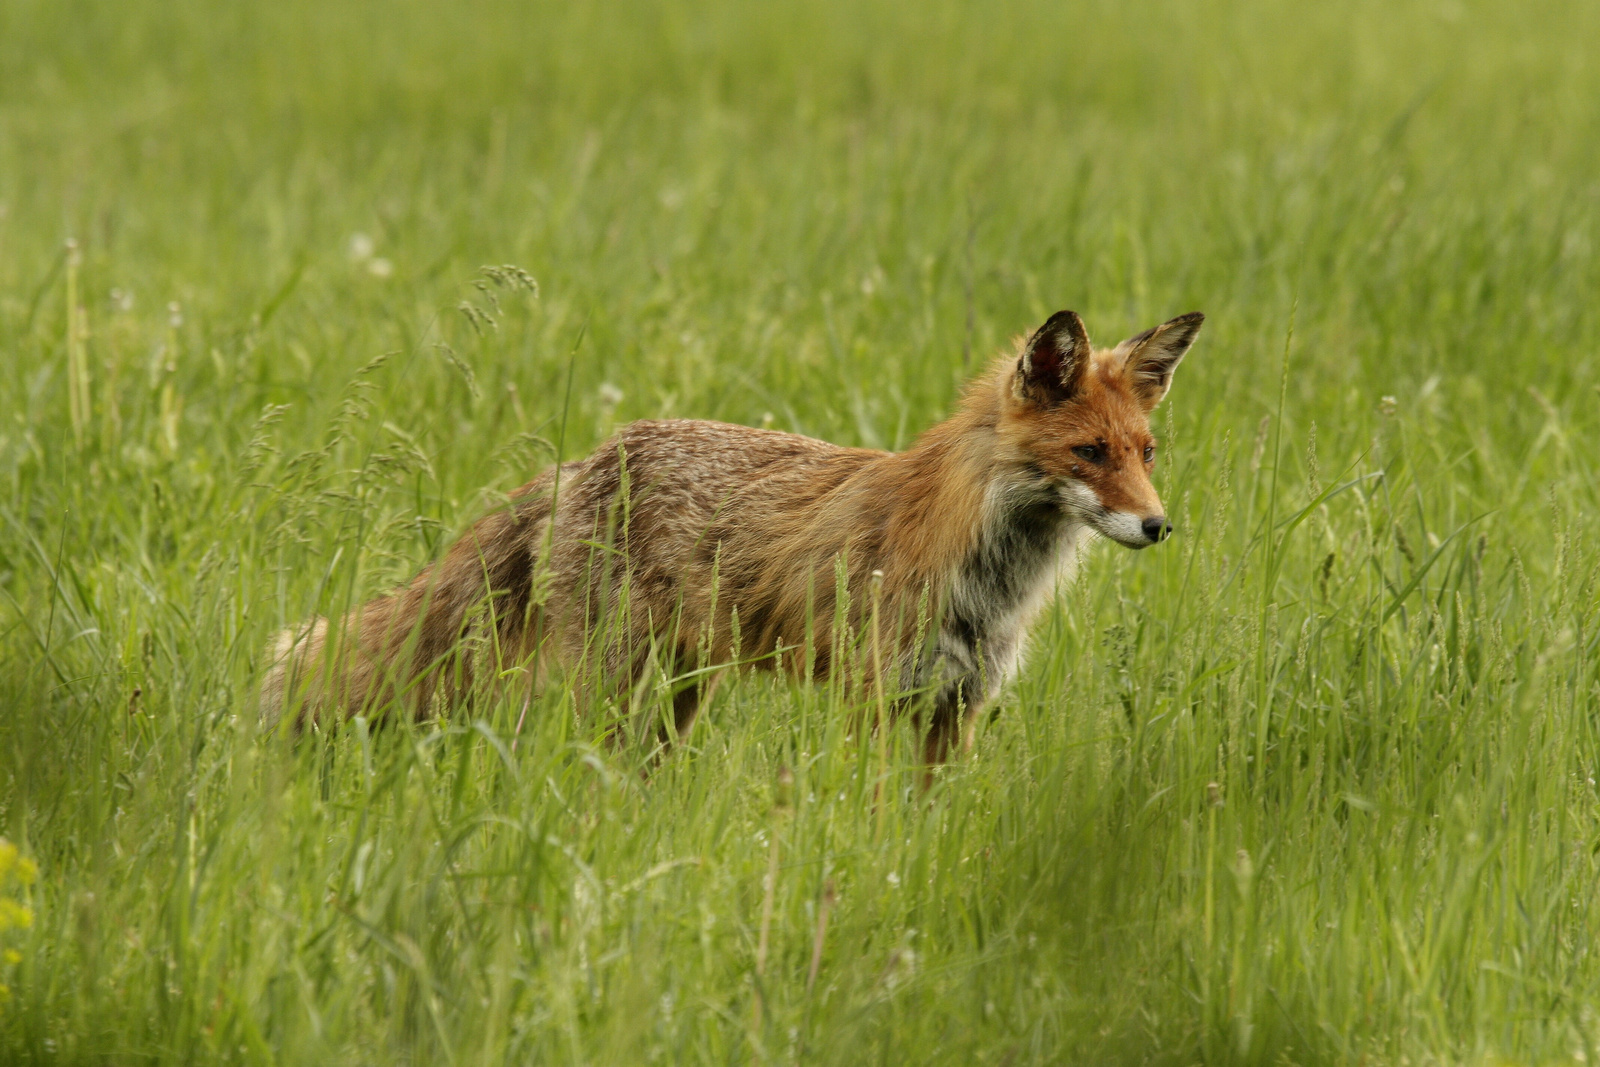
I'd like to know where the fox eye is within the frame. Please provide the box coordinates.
[1143,445,1155,463]
[1072,445,1101,463]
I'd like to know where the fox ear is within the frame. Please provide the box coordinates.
[1016,310,1090,406]
[1121,311,1203,410]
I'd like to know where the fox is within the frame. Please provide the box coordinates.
[261,308,1203,764]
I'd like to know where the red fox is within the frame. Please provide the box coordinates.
[262,309,1202,763]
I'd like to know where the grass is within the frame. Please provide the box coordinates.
[2,0,1599,1061]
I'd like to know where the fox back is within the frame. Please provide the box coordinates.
[262,309,1203,762]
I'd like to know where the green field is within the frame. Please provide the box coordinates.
[3,0,1599,1062]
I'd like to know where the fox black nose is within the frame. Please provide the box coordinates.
[1142,516,1173,543]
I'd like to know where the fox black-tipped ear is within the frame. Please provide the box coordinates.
[1016,310,1090,406]
[1121,311,1203,410]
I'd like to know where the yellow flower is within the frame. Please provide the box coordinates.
[0,838,37,938]
[0,900,30,932]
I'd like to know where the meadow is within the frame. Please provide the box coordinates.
[2,0,1599,1062]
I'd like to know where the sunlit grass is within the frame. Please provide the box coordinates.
[1,0,1599,1062]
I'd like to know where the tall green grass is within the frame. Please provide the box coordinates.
[2,0,1599,1061]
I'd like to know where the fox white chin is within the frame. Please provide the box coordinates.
[1092,510,1160,549]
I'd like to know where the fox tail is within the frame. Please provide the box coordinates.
[259,486,554,730]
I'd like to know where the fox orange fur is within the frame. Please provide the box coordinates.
[261,310,1203,762]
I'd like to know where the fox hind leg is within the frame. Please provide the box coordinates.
[654,649,725,752]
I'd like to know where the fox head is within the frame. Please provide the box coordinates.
[999,309,1203,548]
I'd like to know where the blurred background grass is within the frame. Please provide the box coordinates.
[1,0,1599,1063]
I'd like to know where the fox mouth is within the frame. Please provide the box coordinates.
[1052,484,1150,547]
[1051,485,1165,548]
[1095,518,1158,549]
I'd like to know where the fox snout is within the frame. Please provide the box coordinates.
[1141,515,1173,545]
[1088,507,1172,549]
